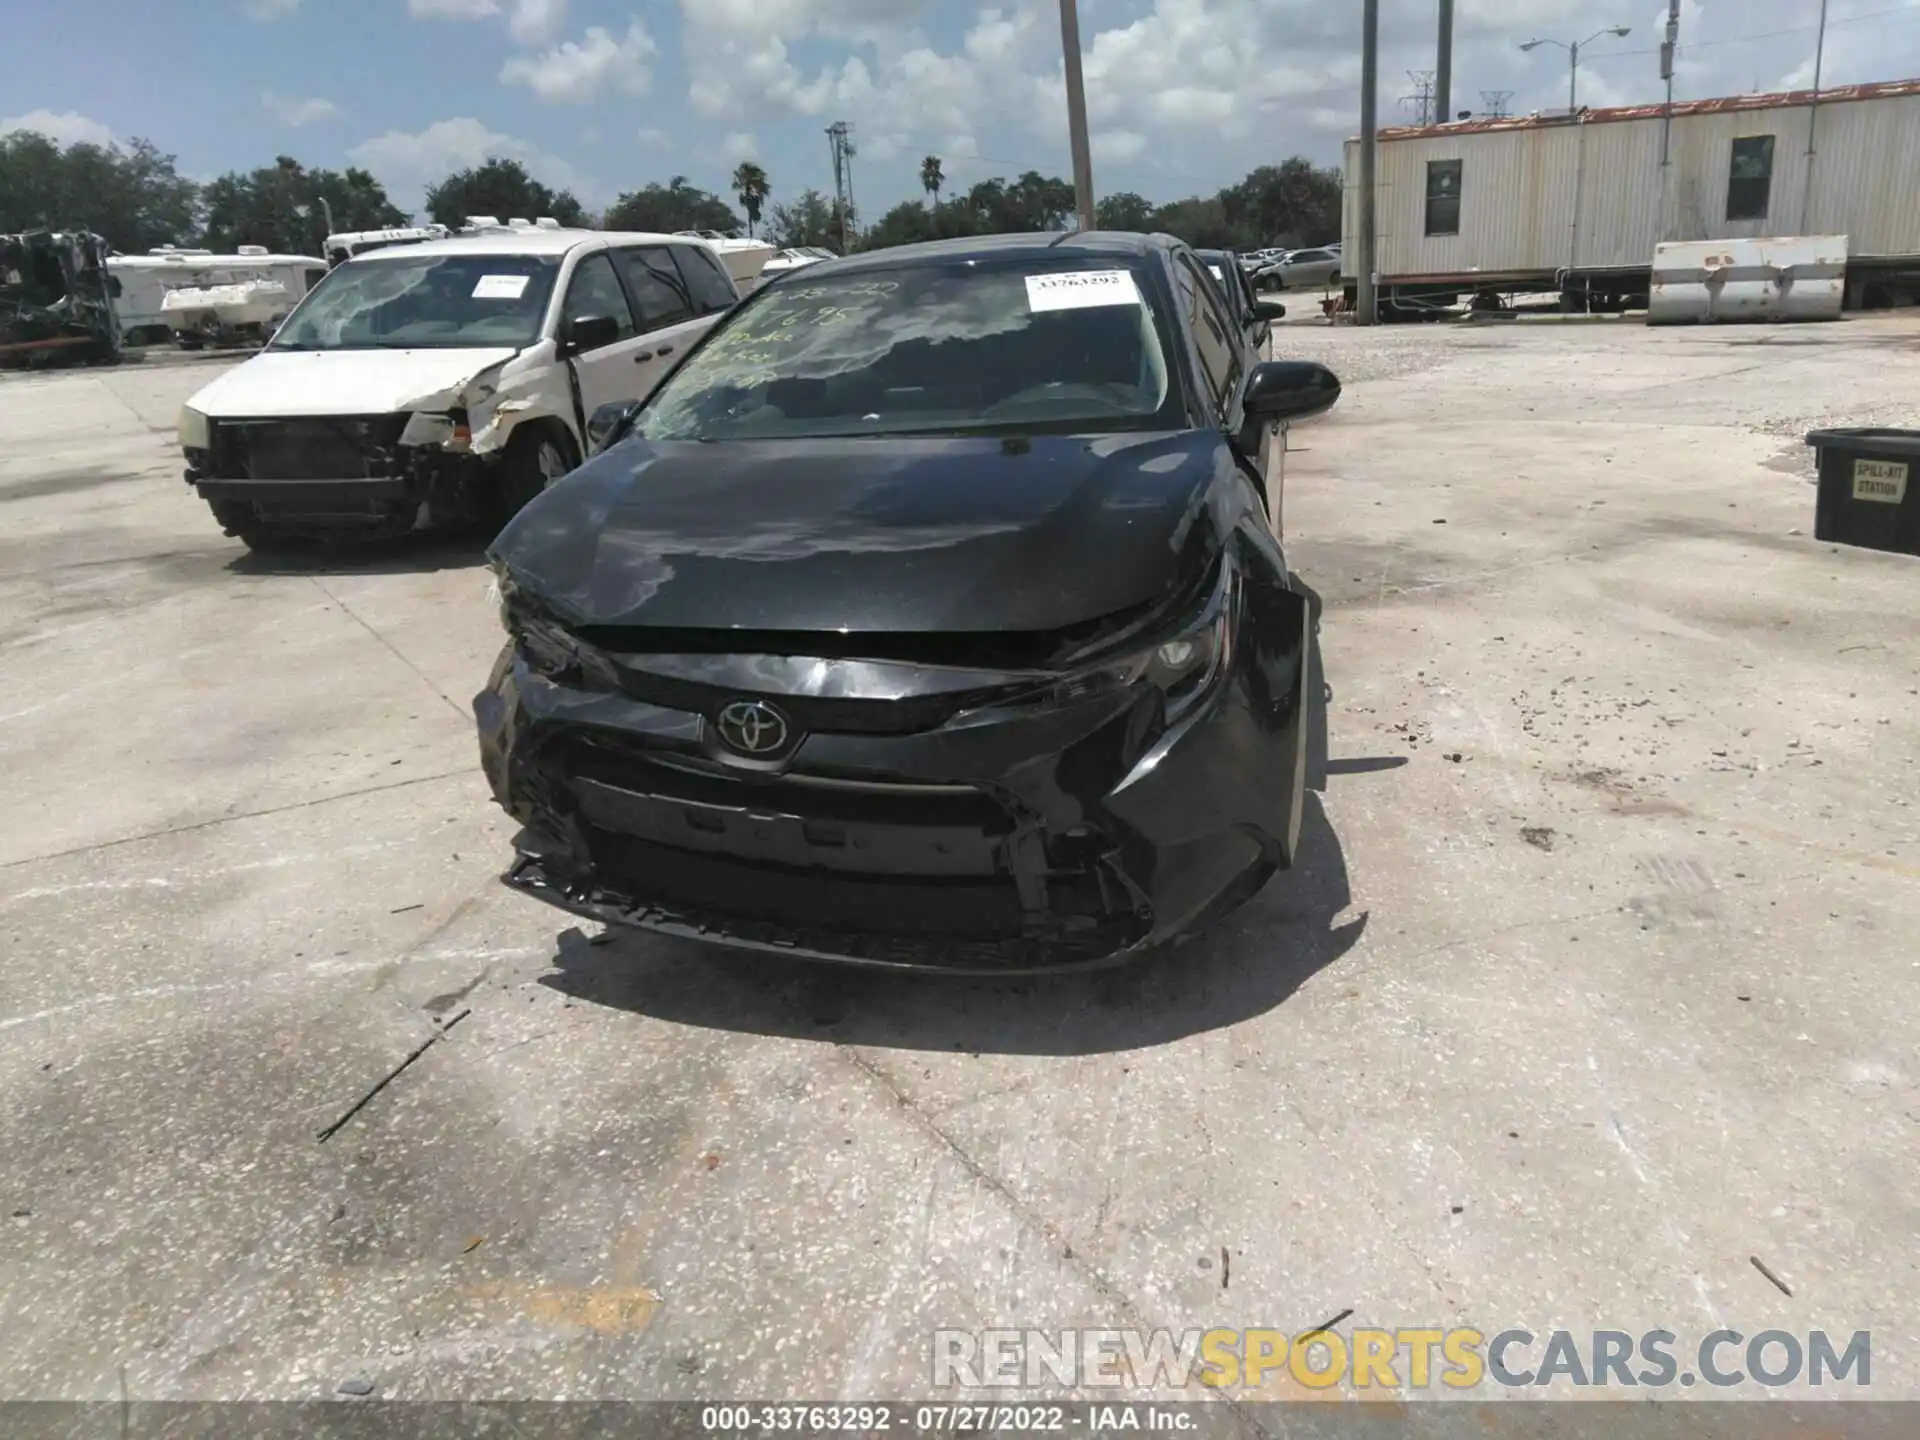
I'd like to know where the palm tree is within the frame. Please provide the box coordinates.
[731,162,771,238]
[920,154,944,210]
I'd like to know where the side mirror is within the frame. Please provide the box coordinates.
[1243,360,1341,423]
[1252,300,1287,321]
[562,313,621,356]
[587,399,643,454]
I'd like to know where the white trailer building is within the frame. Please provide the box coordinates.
[1342,77,1920,315]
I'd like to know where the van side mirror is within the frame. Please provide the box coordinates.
[1243,360,1340,423]
[587,399,643,453]
[562,313,621,356]
[1251,300,1287,322]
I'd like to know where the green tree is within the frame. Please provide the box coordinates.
[1095,191,1156,232]
[604,175,740,233]
[1219,158,1341,251]
[954,172,1075,233]
[0,130,199,251]
[857,199,937,252]
[425,158,588,230]
[919,154,944,208]
[730,162,770,237]
[765,188,847,251]
[1146,195,1235,249]
[199,155,407,253]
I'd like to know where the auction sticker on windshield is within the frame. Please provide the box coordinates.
[1026,270,1143,312]
[473,274,531,300]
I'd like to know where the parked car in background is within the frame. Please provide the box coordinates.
[477,230,1341,973]
[1257,248,1342,293]
[176,226,744,551]
[1197,247,1284,353]
[759,246,838,282]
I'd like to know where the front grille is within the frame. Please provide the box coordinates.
[604,665,1002,736]
[208,415,406,481]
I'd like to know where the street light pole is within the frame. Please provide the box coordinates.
[1058,0,1097,231]
[1520,25,1631,114]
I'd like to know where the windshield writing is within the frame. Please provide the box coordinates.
[639,261,1173,441]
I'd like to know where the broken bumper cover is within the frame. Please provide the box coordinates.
[183,413,482,534]
[473,635,1298,975]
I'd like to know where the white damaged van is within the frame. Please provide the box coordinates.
[177,224,742,550]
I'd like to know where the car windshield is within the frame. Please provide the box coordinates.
[269,252,560,351]
[637,257,1177,441]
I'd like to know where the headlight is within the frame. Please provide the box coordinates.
[177,404,210,450]
[492,560,620,690]
[1048,594,1231,712]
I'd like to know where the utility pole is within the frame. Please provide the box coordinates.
[1660,0,1680,165]
[1480,90,1513,119]
[825,121,856,251]
[1356,0,1379,324]
[1435,0,1455,123]
[1058,0,1097,230]
[1401,71,1437,126]
[1801,0,1829,231]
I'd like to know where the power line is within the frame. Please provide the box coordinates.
[1480,89,1514,118]
[1576,0,1920,63]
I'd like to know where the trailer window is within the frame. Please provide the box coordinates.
[1425,160,1462,237]
[1727,136,1775,221]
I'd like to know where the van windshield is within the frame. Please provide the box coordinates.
[270,252,560,351]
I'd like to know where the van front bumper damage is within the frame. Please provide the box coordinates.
[183,413,494,541]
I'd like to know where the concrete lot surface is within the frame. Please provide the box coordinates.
[2,318,1917,1405]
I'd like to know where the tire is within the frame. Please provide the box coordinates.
[486,424,578,534]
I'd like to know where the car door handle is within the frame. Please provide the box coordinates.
[632,349,654,362]
[656,343,675,357]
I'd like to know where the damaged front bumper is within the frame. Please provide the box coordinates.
[183,411,494,539]
[473,578,1309,974]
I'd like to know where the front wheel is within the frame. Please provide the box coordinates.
[485,425,578,535]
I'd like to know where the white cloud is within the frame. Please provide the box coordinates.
[408,0,500,15]
[240,0,301,17]
[499,20,655,102]
[721,132,759,163]
[652,0,1920,208]
[638,125,670,148]
[509,0,568,45]
[348,116,597,205]
[1,109,119,147]
[261,91,338,126]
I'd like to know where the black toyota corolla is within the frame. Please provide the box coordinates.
[475,231,1339,972]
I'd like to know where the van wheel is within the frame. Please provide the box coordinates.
[487,425,578,534]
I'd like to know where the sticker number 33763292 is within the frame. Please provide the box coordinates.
[1026,270,1143,313]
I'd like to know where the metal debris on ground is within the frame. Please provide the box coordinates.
[1751,1255,1793,1296]
[315,1009,471,1143]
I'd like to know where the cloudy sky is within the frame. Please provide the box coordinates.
[3,0,1916,221]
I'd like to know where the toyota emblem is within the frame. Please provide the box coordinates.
[715,699,792,756]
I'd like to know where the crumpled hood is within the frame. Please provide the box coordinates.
[491,432,1228,635]
[185,346,520,418]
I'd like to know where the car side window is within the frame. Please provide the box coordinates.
[669,243,738,315]
[1177,253,1240,415]
[561,252,636,342]
[611,246,695,331]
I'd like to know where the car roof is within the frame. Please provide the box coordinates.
[342,228,702,262]
[799,229,1183,277]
